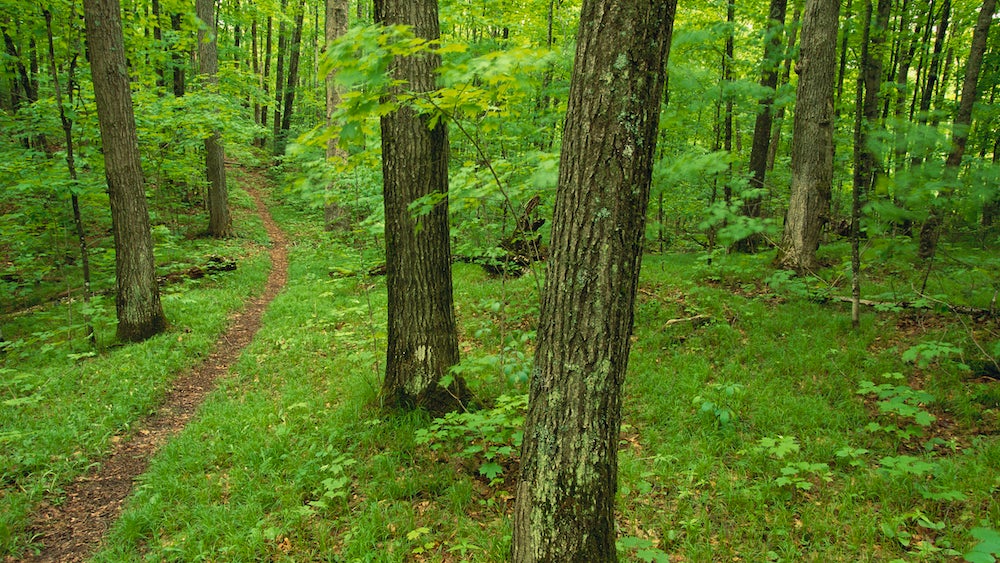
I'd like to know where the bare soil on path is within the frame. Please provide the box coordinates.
[22,173,288,563]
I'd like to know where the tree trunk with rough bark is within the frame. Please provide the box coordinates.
[777,0,840,272]
[510,1,676,561]
[196,0,232,238]
[375,0,467,414]
[82,0,166,342]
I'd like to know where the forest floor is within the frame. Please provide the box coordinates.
[21,169,289,563]
[2,167,998,562]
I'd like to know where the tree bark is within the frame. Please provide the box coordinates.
[736,0,788,253]
[510,1,676,561]
[777,0,840,272]
[82,0,166,342]
[375,0,468,413]
[197,0,232,237]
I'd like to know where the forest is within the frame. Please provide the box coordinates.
[1,0,999,560]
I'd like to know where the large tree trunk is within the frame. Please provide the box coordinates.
[82,0,166,342]
[917,0,996,259]
[196,0,232,238]
[510,1,676,561]
[324,0,350,229]
[375,0,467,413]
[736,0,788,253]
[776,0,840,272]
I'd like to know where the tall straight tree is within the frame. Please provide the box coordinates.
[850,0,891,327]
[196,0,232,237]
[278,0,306,155]
[777,0,840,272]
[374,0,468,412]
[324,0,349,229]
[736,0,787,253]
[510,0,676,560]
[82,0,166,342]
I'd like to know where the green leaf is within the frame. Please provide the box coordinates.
[479,462,504,480]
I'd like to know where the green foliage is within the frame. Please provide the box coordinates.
[415,394,527,481]
[966,528,1000,563]
[692,382,743,430]
[902,341,964,369]
[857,375,937,441]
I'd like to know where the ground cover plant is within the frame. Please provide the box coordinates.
[54,180,996,562]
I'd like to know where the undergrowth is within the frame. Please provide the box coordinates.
[3,177,999,561]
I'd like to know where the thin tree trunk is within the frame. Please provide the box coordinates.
[851,0,891,328]
[511,1,676,560]
[723,0,735,207]
[736,0,787,253]
[82,0,166,342]
[324,0,350,229]
[278,0,306,156]
[44,8,95,344]
[151,0,165,87]
[252,18,260,125]
[836,0,854,111]
[375,0,468,413]
[272,2,288,156]
[171,12,185,96]
[767,6,800,172]
[777,0,840,272]
[197,0,232,237]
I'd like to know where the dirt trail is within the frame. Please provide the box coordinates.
[24,174,288,563]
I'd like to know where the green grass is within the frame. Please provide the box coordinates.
[5,181,1000,561]
[0,187,269,557]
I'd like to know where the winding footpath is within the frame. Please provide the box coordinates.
[26,173,289,563]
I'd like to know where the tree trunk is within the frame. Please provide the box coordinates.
[375,0,468,413]
[151,0,165,87]
[510,1,676,561]
[918,0,996,260]
[278,0,306,155]
[916,0,949,123]
[736,0,788,253]
[767,6,801,172]
[272,2,288,156]
[170,12,185,97]
[82,0,166,342]
[776,0,840,272]
[45,8,95,344]
[196,0,232,237]
[324,0,350,229]
[835,0,853,110]
[723,0,735,207]
[850,0,890,328]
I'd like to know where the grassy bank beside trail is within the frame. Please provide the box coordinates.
[0,183,270,558]
[87,185,999,562]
